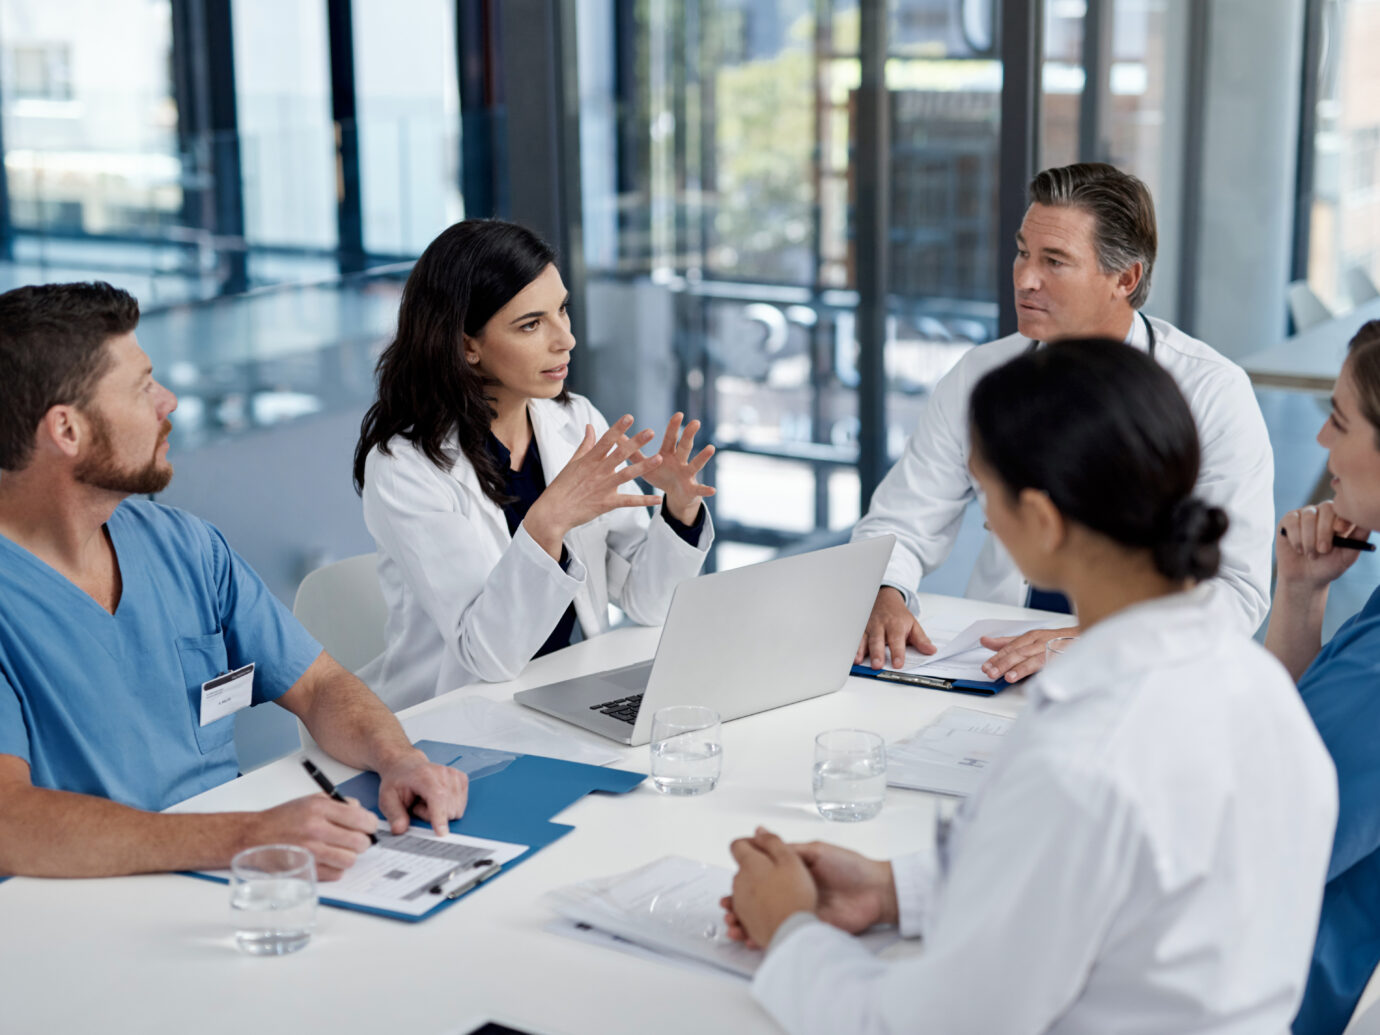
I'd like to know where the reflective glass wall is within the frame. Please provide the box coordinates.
[1303,0,1380,310]
[578,0,1003,567]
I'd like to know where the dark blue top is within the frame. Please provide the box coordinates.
[1294,585,1380,1034]
[486,433,704,660]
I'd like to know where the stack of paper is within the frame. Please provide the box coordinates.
[887,706,1015,797]
[545,856,897,979]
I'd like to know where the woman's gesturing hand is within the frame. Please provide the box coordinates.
[522,415,664,560]
[631,412,716,525]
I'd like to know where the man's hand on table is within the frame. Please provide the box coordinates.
[979,626,1080,683]
[376,749,469,836]
[855,587,936,670]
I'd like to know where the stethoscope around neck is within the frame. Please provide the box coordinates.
[1024,310,1157,360]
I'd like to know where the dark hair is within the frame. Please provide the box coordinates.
[1345,319,1380,448]
[0,281,139,471]
[1028,163,1158,309]
[352,219,566,501]
[969,340,1227,583]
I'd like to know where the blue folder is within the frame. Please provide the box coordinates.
[849,662,1010,696]
[190,741,645,922]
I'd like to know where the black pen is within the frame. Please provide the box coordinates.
[302,758,378,845]
[1278,528,1377,552]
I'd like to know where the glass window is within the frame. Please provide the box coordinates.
[232,0,337,251]
[0,0,180,236]
[579,0,1003,567]
[1041,0,1085,169]
[1305,0,1380,310]
[353,0,463,255]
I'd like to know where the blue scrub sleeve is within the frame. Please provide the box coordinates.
[204,522,323,705]
[0,670,30,765]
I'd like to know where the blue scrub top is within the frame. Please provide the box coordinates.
[1295,585,1380,1035]
[0,499,321,813]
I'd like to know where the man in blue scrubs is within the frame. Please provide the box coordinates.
[0,282,467,880]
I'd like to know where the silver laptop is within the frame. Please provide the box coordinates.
[514,535,895,746]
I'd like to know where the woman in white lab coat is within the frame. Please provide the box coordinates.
[722,340,1336,1034]
[353,220,714,711]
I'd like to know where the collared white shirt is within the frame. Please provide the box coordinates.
[359,394,712,710]
[753,588,1337,1034]
[851,315,1275,633]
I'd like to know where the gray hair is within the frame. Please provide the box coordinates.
[1028,163,1158,309]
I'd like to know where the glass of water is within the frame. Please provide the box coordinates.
[813,729,887,822]
[1045,636,1078,665]
[649,705,722,795]
[229,844,317,955]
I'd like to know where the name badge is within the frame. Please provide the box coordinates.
[200,662,255,727]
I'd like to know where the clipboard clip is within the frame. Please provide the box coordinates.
[444,861,503,900]
[871,669,957,690]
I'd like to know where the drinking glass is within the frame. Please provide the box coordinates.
[229,844,317,955]
[813,729,887,821]
[649,705,722,795]
[1045,636,1078,665]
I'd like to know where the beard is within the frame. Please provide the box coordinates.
[74,411,174,495]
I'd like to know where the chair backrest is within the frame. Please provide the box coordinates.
[1347,266,1380,307]
[1288,280,1335,332]
[292,553,388,674]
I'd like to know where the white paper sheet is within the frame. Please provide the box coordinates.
[403,696,622,767]
[204,828,528,918]
[885,618,1071,682]
[887,706,1015,797]
[545,856,899,979]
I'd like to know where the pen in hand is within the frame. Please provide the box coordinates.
[302,758,378,845]
[1278,527,1376,552]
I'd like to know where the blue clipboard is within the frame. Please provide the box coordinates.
[187,741,645,922]
[849,663,1010,696]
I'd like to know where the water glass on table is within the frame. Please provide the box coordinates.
[649,705,722,795]
[813,729,887,821]
[1045,636,1078,666]
[230,844,317,956]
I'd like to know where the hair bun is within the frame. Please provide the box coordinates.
[1152,498,1228,582]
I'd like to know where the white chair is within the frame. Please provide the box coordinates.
[1289,280,1336,332]
[1347,266,1380,307]
[292,553,388,675]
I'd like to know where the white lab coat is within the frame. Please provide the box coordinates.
[359,393,713,711]
[852,315,1275,633]
[753,587,1337,1034]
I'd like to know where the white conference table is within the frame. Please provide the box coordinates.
[0,593,1069,1035]
[1239,297,1380,392]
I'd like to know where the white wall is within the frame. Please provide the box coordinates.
[1191,0,1305,358]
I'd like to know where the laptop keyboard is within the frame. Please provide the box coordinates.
[590,693,643,724]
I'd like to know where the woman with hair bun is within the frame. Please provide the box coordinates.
[353,219,714,711]
[721,340,1336,1034]
[1267,321,1380,1035]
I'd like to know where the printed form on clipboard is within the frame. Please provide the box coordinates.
[851,616,1077,694]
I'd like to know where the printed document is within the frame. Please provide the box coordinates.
[884,617,1074,682]
[887,706,1015,797]
[202,828,527,918]
[546,856,898,979]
